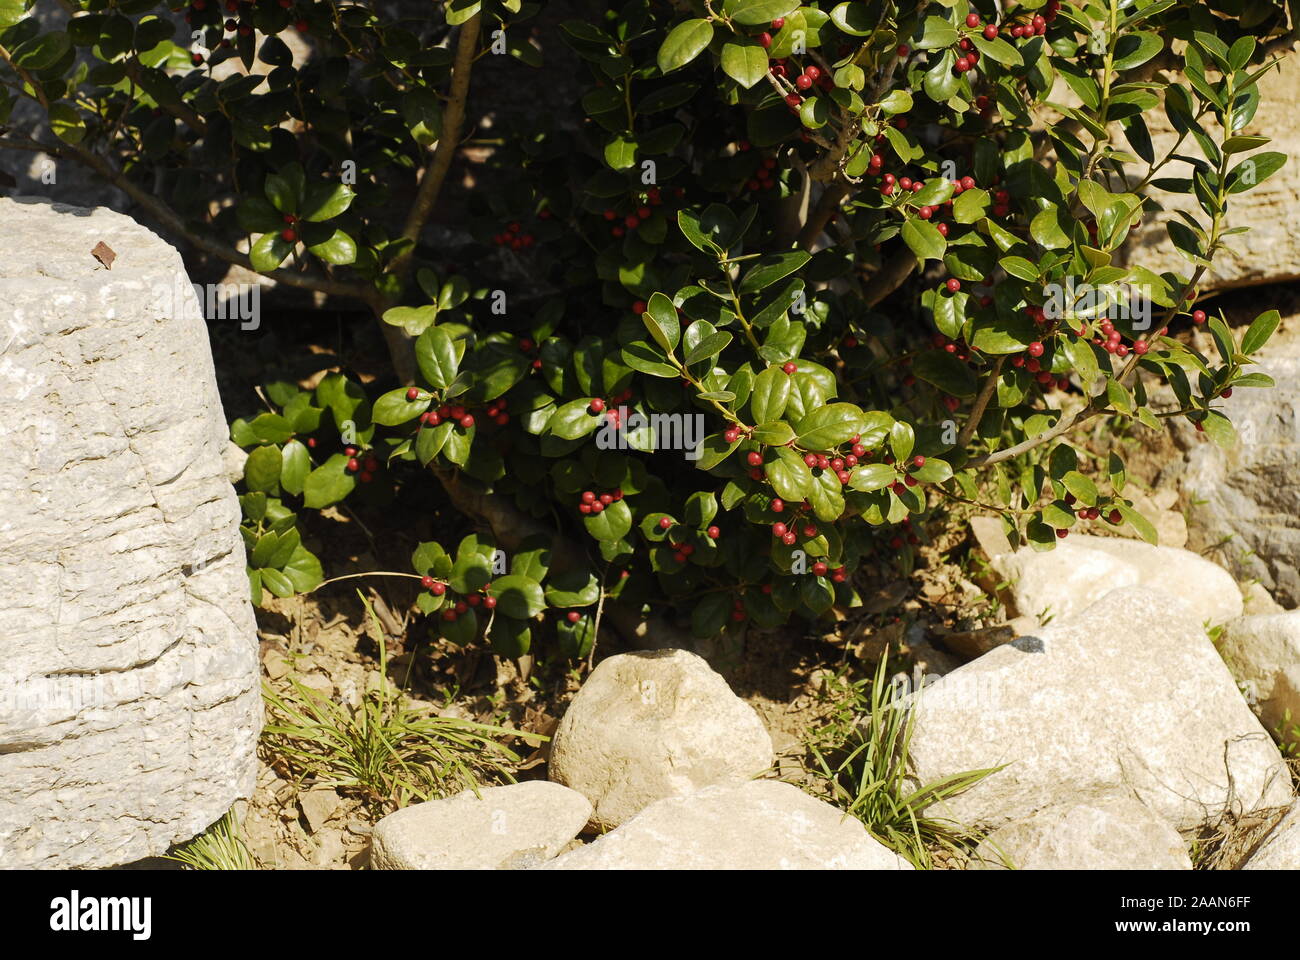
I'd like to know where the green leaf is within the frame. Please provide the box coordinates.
[584,498,633,541]
[545,568,600,607]
[739,251,811,294]
[307,229,356,265]
[48,103,86,144]
[724,0,800,26]
[902,219,946,262]
[250,231,293,273]
[280,440,310,495]
[302,454,357,509]
[416,325,459,388]
[490,574,546,620]
[766,445,814,501]
[657,18,713,74]
[643,292,681,354]
[301,182,355,222]
[1241,309,1280,355]
[750,366,791,423]
[916,15,958,50]
[548,399,604,440]
[244,445,282,494]
[372,387,430,426]
[1117,502,1158,544]
[604,135,637,170]
[721,41,769,89]
[797,403,866,450]
[489,616,531,658]
[850,463,896,492]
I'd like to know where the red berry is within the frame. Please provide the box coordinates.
[659,517,673,530]
[781,531,797,546]
[966,13,981,27]
[566,611,580,623]
[983,24,998,39]
[632,300,647,315]
[747,451,763,466]
[459,414,475,428]
[785,93,803,108]
[280,227,297,243]
[945,278,961,293]
[589,397,605,414]
[897,44,909,57]
[759,32,772,48]
[781,361,797,375]
[484,596,497,609]
[1027,341,1045,357]
[770,17,784,29]
[346,457,359,472]
[295,18,308,31]
[1192,309,1207,324]
[796,74,813,90]
[406,387,419,401]
[773,522,788,537]
[771,498,784,512]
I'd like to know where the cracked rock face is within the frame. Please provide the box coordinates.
[0,196,260,868]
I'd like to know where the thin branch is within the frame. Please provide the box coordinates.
[956,356,1005,449]
[387,13,482,289]
[862,248,916,307]
[796,182,848,250]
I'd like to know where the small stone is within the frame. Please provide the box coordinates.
[299,787,342,833]
[548,649,774,829]
[541,781,911,870]
[369,781,592,870]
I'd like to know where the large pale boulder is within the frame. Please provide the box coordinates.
[906,587,1292,832]
[1178,320,1300,606]
[0,196,260,867]
[548,649,774,829]
[971,796,1191,870]
[1242,801,1300,870]
[369,782,592,870]
[542,780,912,870]
[1218,612,1300,745]
[992,535,1242,627]
[1119,54,1300,291]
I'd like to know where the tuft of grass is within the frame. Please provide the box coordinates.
[261,595,523,817]
[166,809,256,870]
[804,655,1001,869]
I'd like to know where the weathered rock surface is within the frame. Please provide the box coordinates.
[1242,801,1300,870]
[1218,612,1300,746]
[1119,54,1300,291]
[991,535,1242,627]
[1178,320,1300,607]
[542,780,912,870]
[369,782,592,870]
[971,796,1192,870]
[906,587,1292,832]
[0,196,260,867]
[548,649,774,829]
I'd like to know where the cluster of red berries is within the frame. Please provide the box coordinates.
[745,155,781,193]
[888,516,922,549]
[423,576,498,622]
[184,0,306,63]
[576,487,624,516]
[517,337,544,371]
[603,187,678,238]
[280,212,298,244]
[591,387,634,426]
[343,444,380,483]
[417,400,505,429]
[492,220,535,250]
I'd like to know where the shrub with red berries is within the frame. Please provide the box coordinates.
[69,1,1288,653]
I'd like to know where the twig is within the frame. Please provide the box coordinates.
[956,356,1005,449]
[387,13,482,289]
